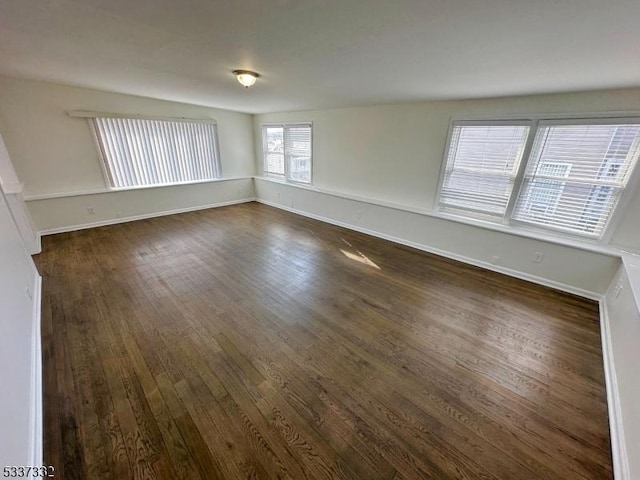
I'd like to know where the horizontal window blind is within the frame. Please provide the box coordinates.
[285,125,312,183]
[262,123,312,184]
[513,123,640,237]
[91,117,221,189]
[263,126,285,175]
[439,124,530,219]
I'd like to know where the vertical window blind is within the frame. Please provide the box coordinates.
[439,124,530,219]
[91,116,221,189]
[262,123,312,184]
[513,123,640,237]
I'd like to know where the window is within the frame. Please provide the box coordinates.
[89,115,221,189]
[262,123,312,183]
[438,119,640,239]
[438,123,530,219]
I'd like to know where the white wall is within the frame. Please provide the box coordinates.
[5,192,39,253]
[0,131,21,192]
[0,186,40,466]
[253,88,640,296]
[0,132,38,253]
[29,178,254,233]
[0,76,257,231]
[601,257,640,480]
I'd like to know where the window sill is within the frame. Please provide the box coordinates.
[263,173,312,186]
[254,176,622,257]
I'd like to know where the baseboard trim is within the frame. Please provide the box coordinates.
[28,275,43,468]
[256,198,601,300]
[38,197,256,237]
[599,299,629,480]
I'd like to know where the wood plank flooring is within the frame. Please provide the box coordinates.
[34,202,613,479]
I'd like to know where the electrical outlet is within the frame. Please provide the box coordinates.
[532,252,544,263]
[87,207,95,215]
[490,255,500,265]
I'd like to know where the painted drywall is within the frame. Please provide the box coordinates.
[602,258,640,480]
[29,178,254,233]
[0,187,39,466]
[253,88,640,250]
[0,132,21,192]
[5,192,39,254]
[0,76,256,231]
[0,132,39,253]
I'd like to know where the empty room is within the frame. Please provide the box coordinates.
[1,1,640,479]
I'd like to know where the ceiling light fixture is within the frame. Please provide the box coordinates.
[233,70,260,88]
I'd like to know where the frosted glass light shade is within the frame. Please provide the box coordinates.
[233,70,260,88]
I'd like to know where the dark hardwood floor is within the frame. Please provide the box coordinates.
[34,202,613,479]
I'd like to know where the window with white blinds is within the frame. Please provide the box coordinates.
[90,116,221,189]
[513,123,640,237]
[262,123,312,184]
[263,126,285,176]
[437,118,640,239]
[439,124,530,219]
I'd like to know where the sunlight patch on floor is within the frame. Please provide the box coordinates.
[340,248,381,270]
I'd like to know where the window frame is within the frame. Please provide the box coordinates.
[72,111,222,191]
[435,119,536,222]
[437,114,640,243]
[261,122,313,185]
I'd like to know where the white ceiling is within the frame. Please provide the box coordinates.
[1,0,639,114]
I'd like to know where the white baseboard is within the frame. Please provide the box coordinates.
[38,197,256,237]
[256,198,601,300]
[28,275,43,468]
[599,298,629,480]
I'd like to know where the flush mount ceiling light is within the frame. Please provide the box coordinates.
[233,70,260,88]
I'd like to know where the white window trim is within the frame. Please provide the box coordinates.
[437,113,640,245]
[261,122,313,185]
